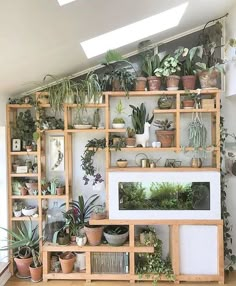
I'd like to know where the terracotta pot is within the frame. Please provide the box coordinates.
[155,130,175,148]
[135,77,147,91]
[70,235,76,243]
[56,187,64,196]
[182,75,196,90]
[14,256,33,277]
[59,252,75,274]
[84,225,104,246]
[20,187,28,196]
[125,137,136,147]
[112,79,121,91]
[182,99,195,109]
[90,211,107,220]
[198,70,219,89]
[147,76,161,91]
[166,75,180,90]
[29,264,43,282]
[58,234,70,245]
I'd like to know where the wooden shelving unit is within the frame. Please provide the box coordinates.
[6,89,223,284]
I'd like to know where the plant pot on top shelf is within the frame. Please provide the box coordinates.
[103,225,129,246]
[135,77,147,91]
[182,75,196,90]
[166,75,180,90]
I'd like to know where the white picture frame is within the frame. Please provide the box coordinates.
[49,136,65,171]
[108,171,221,220]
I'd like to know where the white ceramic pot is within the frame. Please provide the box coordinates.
[112,123,125,129]
[76,235,87,246]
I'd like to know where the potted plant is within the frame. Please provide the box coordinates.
[139,226,156,245]
[29,249,43,282]
[59,251,76,274]
[103,225,129,246]
[116,159,128,168]
[112,99,125,129]
[154,50,182,90]
[13,201,23,217]
[142,51,165,90]
[84,224,104,246]
[196,20,225,88]
[77,72,103,106]
[56,182,65,196]
[182,90,201,109]
[43,75,79,112]
[90,205,107,220]
[62,208,79,242]
[176,46,203,90]
[126,127,136,147]
[0,218,41,278]
[129,103,154,147]
[153,119,175,148]
[75,232,87,246]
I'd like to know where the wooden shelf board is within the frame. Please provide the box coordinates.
[89,219,223,226]
[153,109,177,113]
[116,147,177,152]
[10,151,38,155]
[108,128,126,133]
[44,129,64,133]
[40,195,67,199]
[10,173,39,177]
[43,242,152,252]
[65,103,107,108]
[66,129,106,133]
[107,167,219,172]
[11,195,37,199]
[11,217,39,221]
[104,89,220,97]
[7,104,33,109]
[180,108,218,113]
[44,273,131,280]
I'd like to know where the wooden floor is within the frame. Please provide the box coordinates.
[5,272,236,286]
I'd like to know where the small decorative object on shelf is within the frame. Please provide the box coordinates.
[12,139,21,151]
[116,159,128,168]
[158,96,173,109]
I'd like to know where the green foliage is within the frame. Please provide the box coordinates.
[119,182,148,210]
[103,49,124,64]
[12,110,36,145]
[129,103,154,134]
[104,225,128,235]
[142,51,162,77]
[81,138,106,185]
[188,117,207,149]
[0,218,41,258]
[220,116,236,272]
[127,127,136,138]
[61,194,99,226]
[153,119,173,131]
[136,228,174,284]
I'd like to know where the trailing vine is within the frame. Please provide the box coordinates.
[220,115,236,272]
[81,138,106,185]
[136,227,174,285]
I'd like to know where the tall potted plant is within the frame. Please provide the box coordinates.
[29,249,43,282]
[129,103,154,147]
[0,218,41,278]
[176,46,203,90]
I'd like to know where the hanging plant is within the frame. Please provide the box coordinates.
[81,138,106,185]
[188,112,207,151]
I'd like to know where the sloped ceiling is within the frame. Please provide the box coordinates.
[0,0,235,96]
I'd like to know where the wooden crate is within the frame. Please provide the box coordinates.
[202,98,215,109]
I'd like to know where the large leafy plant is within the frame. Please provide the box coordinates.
[0,218,40,258]
[129,103,154,134]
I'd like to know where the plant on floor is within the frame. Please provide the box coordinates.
[81,138,106,185]
[136,227,174,285]
[220,115,236,272]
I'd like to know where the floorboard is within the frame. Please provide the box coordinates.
[5,271,236,286]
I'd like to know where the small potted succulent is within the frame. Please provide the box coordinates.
[112,99,125,129]
[125,127,136,147]
[90,205,107,220]
[182,90,201,109]
[13,201,23,217]
[56,182,65,196]
[153,119,175,148]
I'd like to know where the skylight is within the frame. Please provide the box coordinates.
[81,2,188,59]
[57,0,76,6]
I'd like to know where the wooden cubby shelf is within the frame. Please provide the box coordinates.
[7,89,223,284]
